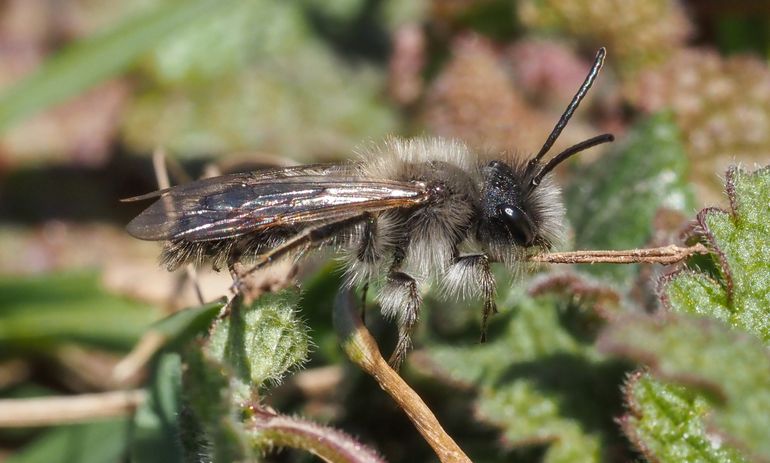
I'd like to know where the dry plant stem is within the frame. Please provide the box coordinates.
[0,390,145,427]
[152,147,171,190]
[112,148,208,383]
[153,148,206,306]
[112,330,166,383]
[530,243,709,265]
[335,291,472,463]
[0,359,30,389]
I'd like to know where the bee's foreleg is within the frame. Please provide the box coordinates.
[446,253,497,342]
[377,271,421,368]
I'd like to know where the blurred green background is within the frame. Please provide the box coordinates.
[0,0,769,462]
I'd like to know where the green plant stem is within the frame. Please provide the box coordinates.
[247,409,385,463]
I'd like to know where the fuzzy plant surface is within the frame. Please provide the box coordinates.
[599,165,770,462]
[129,289,384,463]
[424,287,627,463]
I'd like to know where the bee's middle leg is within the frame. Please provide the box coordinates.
[377,270,421,368]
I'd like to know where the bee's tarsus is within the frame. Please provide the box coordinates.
[360,282,369,324]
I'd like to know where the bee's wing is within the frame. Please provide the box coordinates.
[121,164,344,202]
[126,167,429,242]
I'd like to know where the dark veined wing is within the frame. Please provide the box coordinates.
[126,166,429,242]
[122,164,345,202]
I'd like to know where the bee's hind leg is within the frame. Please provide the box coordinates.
[360,282,369,324]
[378,271,422,369]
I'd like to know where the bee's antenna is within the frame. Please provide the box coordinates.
[527,47,607,172]
[531,133,614,186]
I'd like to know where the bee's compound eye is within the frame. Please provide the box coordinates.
[499,204,535,246]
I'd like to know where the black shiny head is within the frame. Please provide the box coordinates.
[478,48,615,253]
[479,160,541,248]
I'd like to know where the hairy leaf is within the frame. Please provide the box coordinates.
[426,288,628,462]
[610,165,770,462]
[246,411,385,463]
[600,314,770,461]
[620,373,747,463]
[669,165,770,340]
[183,347,254,462]
[206,290,310,395]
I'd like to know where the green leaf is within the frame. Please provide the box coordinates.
[600,314,770,461]
[475,381,602,462]
[565,112,693,283]
[661,271,732,322]
[0,272,157,351]
[143,0,304,83]
[607,165,770,462]
[129,354,184,463]
[183,347,253,462]
[0,0,233,133]
[150,300,223,352]
[120,1,397,159]
[207,289,310,394]
[425,288,628,462]
[621,373,747,463]
[688,165,770,341]
[5,419,129,463]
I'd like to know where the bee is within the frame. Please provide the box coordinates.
[126,48,613,366]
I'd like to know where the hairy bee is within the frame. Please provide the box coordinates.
[126,48,613,366]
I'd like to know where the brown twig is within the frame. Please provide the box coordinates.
[0,390,146,427]
[112,331,167,384]
[152,147,206,307]
[0,359,30,390]
[529,243,709,265]
[334,290,472,463]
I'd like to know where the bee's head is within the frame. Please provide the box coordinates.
[478,47,614,261]
[478,159,563,255]
[478,130,613,261]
